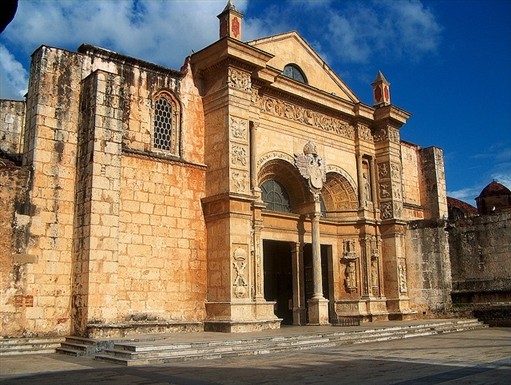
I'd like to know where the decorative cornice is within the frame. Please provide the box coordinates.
[255,94,355,139]
[122,148,207,171]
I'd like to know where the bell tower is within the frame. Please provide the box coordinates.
[218,0,243,40]
[372,71,391,106]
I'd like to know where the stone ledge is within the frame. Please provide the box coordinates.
[203,319,282,333]
[86,321,203,339]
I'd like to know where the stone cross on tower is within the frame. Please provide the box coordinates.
[217,0,244,40]
[372,71,391,106]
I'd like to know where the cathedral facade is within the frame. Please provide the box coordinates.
[0,2,451,337]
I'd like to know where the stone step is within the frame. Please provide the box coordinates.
[95,319,486,366]
[55,336,117,357]
[0,337,65,356]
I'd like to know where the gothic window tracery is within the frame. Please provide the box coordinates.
[153,91,180,156]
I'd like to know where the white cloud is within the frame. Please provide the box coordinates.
[447,186,480,204]
[0,44,28,100]
[324,1,442,63]
[2,0,251,72]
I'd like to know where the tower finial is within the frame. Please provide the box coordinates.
[217,0,244,40]
[371,71,391,107]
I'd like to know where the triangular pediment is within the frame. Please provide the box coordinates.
[248,31,359,103]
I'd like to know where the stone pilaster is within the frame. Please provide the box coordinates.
[197,48,278,331]
[73,70,122,335]
[373,105,415,320]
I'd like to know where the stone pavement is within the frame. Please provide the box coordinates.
[0,327,510,384]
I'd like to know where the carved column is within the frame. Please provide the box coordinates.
[311,200,324,300]
[307,198,329,325]
[360,236,372,298]
[357,155,365,208]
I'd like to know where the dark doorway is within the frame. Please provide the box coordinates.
[263,240,293,325]
[303,244,331,322]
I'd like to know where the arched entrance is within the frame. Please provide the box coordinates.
[258,157,359,325]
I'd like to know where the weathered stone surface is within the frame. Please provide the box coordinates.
[0,4,453,337]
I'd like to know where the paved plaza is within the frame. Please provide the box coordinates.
[1,327,510,384]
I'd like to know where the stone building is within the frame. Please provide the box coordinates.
[447,180,511,325]
[0,1,452,338]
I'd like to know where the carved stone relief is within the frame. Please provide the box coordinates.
[371,258,379,288]
[357,124,373,142]
[228,68,251,91]
[344,261,357,292]
[231,145,247,166]
[232,170,248,193]
[257,151,295,170]
[381,202,393,219]
[295,141,326,197]
[393,185,402,200]
[390,163,400,180]
[256,95,355,139]
[342,239,357,259]
[373,127,400,143]
[362,160,372,204]
[230,117,248,141]
[398,263,408,293]
[379,183,391,199]
[378,162,389,179]
[232,247,248,298]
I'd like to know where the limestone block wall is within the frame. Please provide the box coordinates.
[0,100,25,160]
[448,211,511,303]
[8,46,86,337]
[401,141,423,220]
[0,162,31,336]
[118,155,207,322]
[405,219,452,316]
[419,146,448,220]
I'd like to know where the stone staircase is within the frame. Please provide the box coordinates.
[95,318,486,366]
[56,336,115,357]
[0,337,65,356]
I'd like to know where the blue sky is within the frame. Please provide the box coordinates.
[1,0,510,205]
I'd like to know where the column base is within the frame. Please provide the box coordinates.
[204,301,281,332]
[332,298,389,323]
[293,306,307,325]
[307,298,330,325]
[387,297,418,320]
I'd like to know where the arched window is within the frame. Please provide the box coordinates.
[283,64,307,83]
[261,180,291,213]
[153,91,180,155]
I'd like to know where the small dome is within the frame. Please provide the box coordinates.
[477,180,511,198]
[475,180,511,215]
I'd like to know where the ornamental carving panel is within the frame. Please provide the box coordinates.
[232,246,248,298]
[232,170,248,193]
[230,117,248,141]
[378,162,389,179]
[379,183,391,199]
[381,202,393,219]
[398,263,408,293]
[228,68,251,91]
[231,145,247,166]
[256,95,355,139]
[257,151,295,170]
[390,163,401,180]
[357,124,373,142]
[373,127,400,143]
